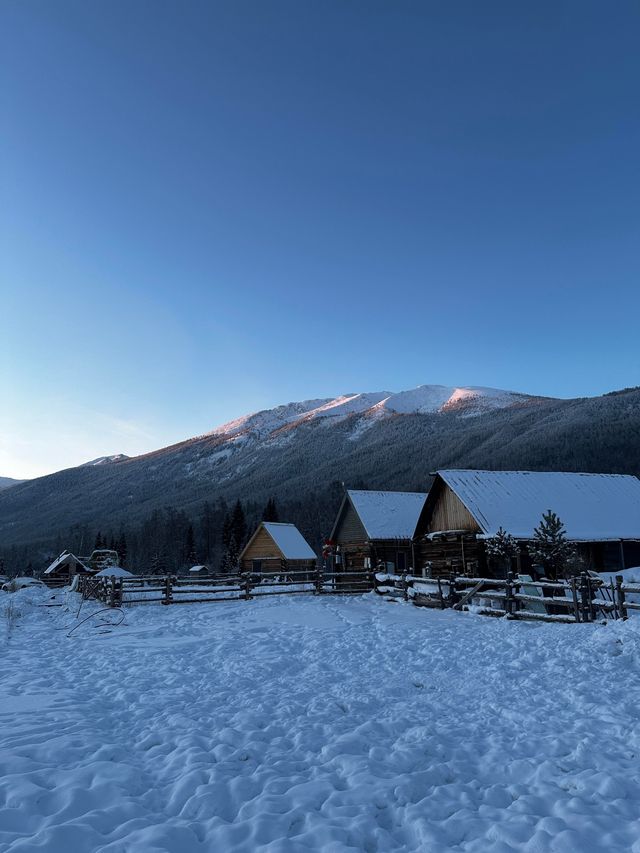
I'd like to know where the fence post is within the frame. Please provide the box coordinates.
[315,563,323,595]
[401,572,409,601]
[163,575,173,605]
[504,571,514,618]
[579,572,591,622]
[243,572,252,600]
[616,575,628,620]
[437,577,445,609]
[448,575,459,609]
[570,576,581,622]
[109,577,116,608]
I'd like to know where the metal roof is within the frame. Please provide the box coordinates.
[437,470,640,541]
[261,523,317,560]
[346,490,428,540]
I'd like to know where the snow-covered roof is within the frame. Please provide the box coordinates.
[437,470,640,541]
[189,565,208,572]
[347,490,428,540]
[44,552,89,575]
[94,566,133,578]
[262,523,316,560]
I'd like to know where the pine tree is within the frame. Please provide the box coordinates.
[222,532,240,574]
[185,524,197,566]
[231,499,247,548]
[117,532,128,567]
[262,497,279,523]
[222,511,233,550]
[527,510,576,580]
[485,527,519,572]
[149,550,168,576]
[94,532,103,550]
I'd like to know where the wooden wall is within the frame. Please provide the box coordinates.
[242,527,283,561]
[427,484,481,534]
[333,500,368,545]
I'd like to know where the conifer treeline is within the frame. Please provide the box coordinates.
[0,481,347,576]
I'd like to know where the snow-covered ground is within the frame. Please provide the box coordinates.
[2,588,640,852]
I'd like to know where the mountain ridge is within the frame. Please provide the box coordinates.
[1,384,639,567]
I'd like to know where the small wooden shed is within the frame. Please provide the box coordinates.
[43,551,93,581]
[239,522,317,577]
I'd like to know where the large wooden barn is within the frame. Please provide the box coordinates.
[239,522,317,577]
[414,469,640,577]
[329,489,428,574]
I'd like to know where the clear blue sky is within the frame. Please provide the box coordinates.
[1,0,639,478]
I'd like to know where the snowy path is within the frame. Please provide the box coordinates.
[2,590,640,852]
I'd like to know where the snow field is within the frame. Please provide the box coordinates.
[1,588,640,852]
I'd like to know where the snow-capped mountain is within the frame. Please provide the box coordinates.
[1,383,639,554]
[208,385,537,441]
[82,455,129,466]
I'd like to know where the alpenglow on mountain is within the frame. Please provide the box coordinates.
[207,385,538,441]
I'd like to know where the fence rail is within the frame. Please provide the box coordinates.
[74,568,638,624]
[375,570,632,623]
[76,567,373,608]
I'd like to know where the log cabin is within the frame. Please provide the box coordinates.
[239,522,317,577]
[414,470,640,577]
[329,489,428,574]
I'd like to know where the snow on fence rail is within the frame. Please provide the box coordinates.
[76,568,640,623]
[374,570,637,623]
[76,567,373,607]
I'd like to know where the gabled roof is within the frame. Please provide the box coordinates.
[44,551,90,575]
[334,489,428,540]
[435,470,640,541]
[242,522,317,560]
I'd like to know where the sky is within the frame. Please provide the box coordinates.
[1,0,639,479]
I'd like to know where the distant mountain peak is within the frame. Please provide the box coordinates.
[82,454,129,466]
[206,384,545,443]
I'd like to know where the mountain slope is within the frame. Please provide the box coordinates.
[0,476,25,491]
[1,384,639,554]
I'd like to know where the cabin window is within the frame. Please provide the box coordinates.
[252,560,263,574]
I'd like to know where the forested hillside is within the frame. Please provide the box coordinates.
[1,386,639,574]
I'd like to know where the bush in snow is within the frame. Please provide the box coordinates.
[527,510,576,580]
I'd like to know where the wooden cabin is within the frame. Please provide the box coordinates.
[329,490,428,574]
[415,469,640,577]
[43,551,93,582]
[239,522,317,578]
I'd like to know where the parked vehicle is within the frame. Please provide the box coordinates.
[1,577,46,592]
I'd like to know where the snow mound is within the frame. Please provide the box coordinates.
[94,566,134,578]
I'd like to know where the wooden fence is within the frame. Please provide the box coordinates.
[74,568,640,623]
[375,570,640,623]
[41,576,72,589]
[76,567,373,607]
